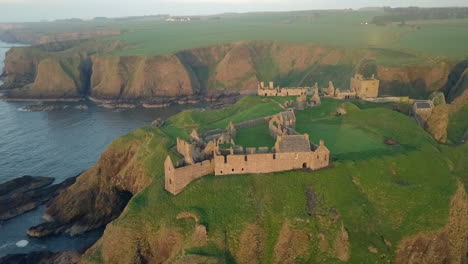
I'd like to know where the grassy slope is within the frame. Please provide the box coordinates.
[162,96,284,140]
[447,104,468,144]
[85,96,463,263]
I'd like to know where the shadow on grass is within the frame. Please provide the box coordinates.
[185,241,236,264]
[333,144,416,162]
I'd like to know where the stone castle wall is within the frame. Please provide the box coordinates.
[257,81,313,97]
[177,138,205,164]
[213,149,329,176]
[165,157,215,195]
[258,87,313,97]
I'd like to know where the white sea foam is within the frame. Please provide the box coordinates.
[16,240,29,248]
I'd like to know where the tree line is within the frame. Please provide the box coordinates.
[372,7,468,25]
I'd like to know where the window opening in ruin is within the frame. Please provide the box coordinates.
[224,155,228,163]
[302,163,307,169]
[273,154,276,160]
[169,179,172,184]
[317,155,319,159]
[265,93,267,96]
[220,171,223,174]
[232,169,234,172]
[245,156,248,162]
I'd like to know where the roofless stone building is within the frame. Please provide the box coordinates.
[164,112,331,195]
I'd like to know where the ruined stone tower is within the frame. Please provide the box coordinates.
[328,81,336,97]
[350,74,379,98]
[311,87,321,106]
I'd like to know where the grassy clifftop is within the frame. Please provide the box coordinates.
[75,96,466,263]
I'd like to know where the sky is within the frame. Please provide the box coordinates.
[0,0,467,22]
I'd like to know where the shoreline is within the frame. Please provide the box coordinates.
[0,97,83,102]
[0,93,243,109]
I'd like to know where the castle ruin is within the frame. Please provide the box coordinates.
[323,75,379,100]
[257,81,313,97]
[350,74,380,98]
[269,110,296,138]
[165,112,331,195]
[258,74,380,102]
[412,100,434,127]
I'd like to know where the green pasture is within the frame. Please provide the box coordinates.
[98,11,468,59]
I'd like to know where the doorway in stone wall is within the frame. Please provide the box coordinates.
[302,163,307,168]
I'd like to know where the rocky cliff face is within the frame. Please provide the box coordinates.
[0,40,456,103]
[27,134,153,237]
[377,63,450,98]
[426,89,468,143]
[90,55,198,101]
[7,59,81,99]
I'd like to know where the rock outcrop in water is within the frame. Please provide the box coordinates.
[0,250,81,264]
[0,175,76,221]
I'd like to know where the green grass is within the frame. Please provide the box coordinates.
[6,10,447,59]
[296,120,390,158]
[235,123,275,148]
[161,96,283,140]
[294,98,430,161]
[85,96,463,263]
[447,104,468,144]
[398,23,468,58]
[100,12,468,59]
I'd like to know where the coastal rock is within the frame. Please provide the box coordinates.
[1,41,455,105]
[0,176,53,197]
[0,250,81,264]
[27,138,152,238]
[75,104,89,110]
[90,55,197,100]
[0,176,76,221]
[6,58,81,99]
[151,118,165,127]
[21,104,67,112]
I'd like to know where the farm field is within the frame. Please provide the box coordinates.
[101,12,468,59]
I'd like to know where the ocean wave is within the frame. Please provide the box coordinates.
[0,242,14,250]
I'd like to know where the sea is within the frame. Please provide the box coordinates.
[0,41,194,257]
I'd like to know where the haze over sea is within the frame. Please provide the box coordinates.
[0,40,192,257]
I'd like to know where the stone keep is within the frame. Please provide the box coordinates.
[350,74,380,98]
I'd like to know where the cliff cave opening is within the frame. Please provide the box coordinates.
[79,57,93,96]
[116,189,134,214]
